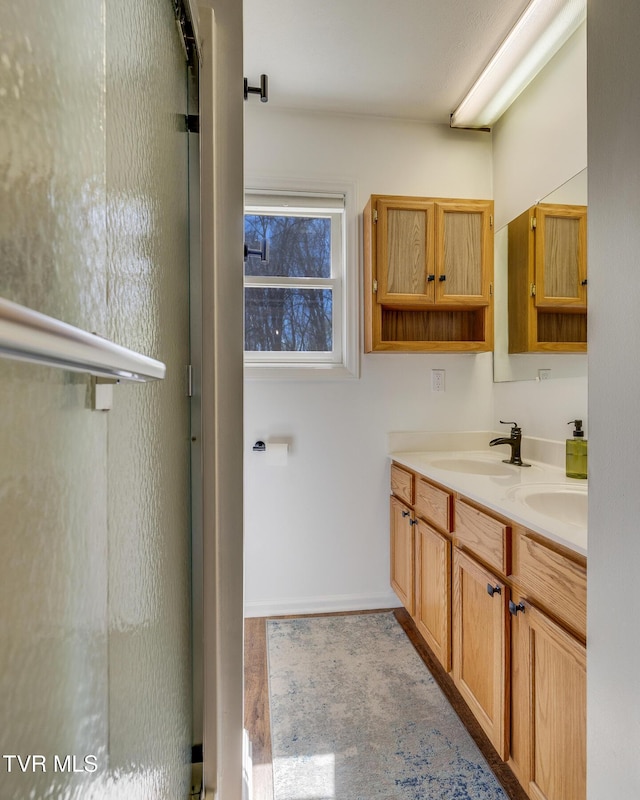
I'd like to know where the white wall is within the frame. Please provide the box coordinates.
[491,23,588,441]
[587,2,640,796]
[244,108,494,615]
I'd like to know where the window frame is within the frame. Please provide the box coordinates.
[243,181,358,380]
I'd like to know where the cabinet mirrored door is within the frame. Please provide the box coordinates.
[535,204,587,307]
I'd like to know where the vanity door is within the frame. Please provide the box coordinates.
[522,603,586,800]
[452,547,509,760]
[390,495,415,614]
[414,519,451,670]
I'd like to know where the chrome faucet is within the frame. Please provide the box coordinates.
[489,421,531,467]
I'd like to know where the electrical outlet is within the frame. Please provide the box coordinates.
[538,369,552,381]
[431,369,445,392]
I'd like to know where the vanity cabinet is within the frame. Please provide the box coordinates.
[390,466,453,670]
[364,195,494,352]
[388,461,587,800]
[508,203,587,353]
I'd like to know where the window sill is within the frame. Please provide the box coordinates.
[244,361,358,381]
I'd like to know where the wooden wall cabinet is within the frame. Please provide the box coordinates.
[508,203,587,353]
[364,195,494,352]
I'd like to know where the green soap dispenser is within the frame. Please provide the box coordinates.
[566,420,588,479]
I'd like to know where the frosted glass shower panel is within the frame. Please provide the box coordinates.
[0,2,109,799]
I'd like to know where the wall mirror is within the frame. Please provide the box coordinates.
[493,168,588,382]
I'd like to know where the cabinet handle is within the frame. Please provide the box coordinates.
[427,274,435,282]
[486,583,501,597]
[409,518,418,526]
[509,600,526,616]
[581,279,588,286]
[401,509,410,518]
[439,275,446,282]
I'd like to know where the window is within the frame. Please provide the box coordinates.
[244,189,357,379]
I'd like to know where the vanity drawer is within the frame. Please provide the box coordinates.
[455,499,511,575]
[415,477,452,533]
[514,531,586,640]
[391,463,413,505]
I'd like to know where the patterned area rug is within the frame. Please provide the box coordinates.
[267,612,508,800]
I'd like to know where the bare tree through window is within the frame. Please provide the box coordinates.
[244,214,333,352]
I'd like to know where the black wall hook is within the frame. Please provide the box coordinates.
[244,239,269,264]
[244,74,269,103]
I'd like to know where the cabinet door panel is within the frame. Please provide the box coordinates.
[377,198,435,306]
[455,499,510,575]
[390,496,414,614]
[526,603,586,800]
[514,531,586,640]
[415,520,451,670]
[435,201,493,305]
[452,548,509,759]
[415,476,452,532]
[535,204,587,308]
[390,463,413,505]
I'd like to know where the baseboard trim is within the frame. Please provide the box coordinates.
[244,591,400,619]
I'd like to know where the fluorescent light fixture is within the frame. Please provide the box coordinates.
[450,0,586,129]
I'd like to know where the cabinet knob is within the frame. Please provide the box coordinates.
[409,518,418,526]
[401,509,410,518]
[427,274,435,282]
[509,600,526,616]
[439,274,447,281]
[486,583,501,597]
[581,279,588,286]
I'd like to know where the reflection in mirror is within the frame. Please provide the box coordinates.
[493,169,589,382]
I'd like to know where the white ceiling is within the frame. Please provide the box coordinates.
[243,0,532,124]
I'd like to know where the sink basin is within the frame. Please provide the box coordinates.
[505,483,588,527]
[429,457,518,477]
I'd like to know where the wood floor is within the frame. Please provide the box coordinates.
[244,608,528,800]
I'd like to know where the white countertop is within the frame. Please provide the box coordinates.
[390,447,587,557]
